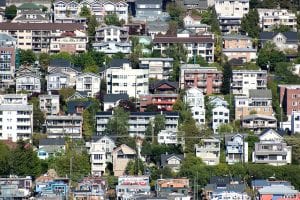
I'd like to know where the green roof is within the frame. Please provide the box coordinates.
[18,3,40,10]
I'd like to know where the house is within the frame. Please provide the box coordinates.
[112,144,136,176]
[15,73,41,93]
[12,10,50,23]
[136,36,152,54]
[139,58,174,80]
[212,106,230,133]
[0,33,16,89]
[195,137,220,165]
[158,130,183,145]
[67,91,88,101]
[258,184,300,200]
[292,111,300,134]
[242,114,277,132]
[222,34,257,63]
[203,177,250,200]
[124,22,146,36]
[183,0,208,10]
[153,33,214,62]
[209,96,228,107]
[156,178,190,198]
[180,65,223,94]
[35,176,69,199]
[215,0,249,34]
[183,13,211,34]
[39,94,60,115]
[104,59,149,98]
[47,72,72,91]
[251,179,292,191]
[0,94,33,142]
[259,129,284,142]
[184,87,205,125]
[45,115,83,138]
[232,70,267,96]
[103,94,129,111]
[66,100,93,115]
[135,0,169,21]
[93,25,131,55]
[139,80,179,112]
[116,176,150,199]
[260,32,299,52]
[160,154,184,172]
[38,138,65,160]
[86,136,116,177]
[76,72,101,97]
[257,9,297,32]
[279,85,300,118]
[235,89,273,120]
[73,177,105,200]
[0,176,32,199]
[225,134,248,164]
[96,111,179,137]
[147,20,169,39]
[0,23,86,53]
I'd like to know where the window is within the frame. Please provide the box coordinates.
[94,154,103,160]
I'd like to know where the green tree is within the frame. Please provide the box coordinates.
[29,97,45,132]
[145,104,159,112]
[106,107,129,136]
[19,49,36,65]
[241,9,260,38]
[188,55,208,66]
[111,52,125,59]
[166,3,184,28]
[125,158,144,175]
[0,142,11,175]
[154,115,166,136]
[82,99,99,140]
[272,24,291,32]
[5,5,17,20]
[87,15,99,43]
[166,44,187,81]
[38,53,50,72]
[50,52,72,61]
[200,8,221,34]
[104,13,122,26]
[72,52,98,72]
[79,5,91,18]
[297,14,300,30]
[221,62,232,95]
[180,117,200,153]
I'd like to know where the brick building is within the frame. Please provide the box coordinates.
[180,64,223,95]
[279,85,300,117]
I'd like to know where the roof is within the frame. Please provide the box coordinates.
[136,0,162,5]
[103,94,129,103]
[0,0,5,7]
[160,154,184,167]
[222,34,251,40]
[242,114,276,121]
[18,3,41,10]
[260,32,298,43]
[223,48,256,52]
[108,59,130,68]
[153,35,214,43]
[150,80,178,91]
[252,179,291,188]
[113,144,136,155]
[147,20,169,32]
[0,23,84,31]
[249,89,272,98]
[50,58,72,68]
[96,111,179,117]
[258,185,299,195]
[184,0,207,9]
[39,138,65,146]
[67,101,93,114]
[0,33,16,42]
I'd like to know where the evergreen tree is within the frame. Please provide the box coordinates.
[241,9,260,38]
[221,62,232,95]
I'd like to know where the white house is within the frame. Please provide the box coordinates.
[47,72,71,91]
[184,87,205,125]
[104,59,149,98]
[16,74,41,93]
[86,136,116,176]
[195,138,220,165]
[39,94,60,115]
[103,94,129,111]
[0,94,33,142]
[158,130,182,145]
[209,96,228,107]
[225,134,248,164]
[76,73,101,97]
[212,106,230,133]
[291,111,300,134]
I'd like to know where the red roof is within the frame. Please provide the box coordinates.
[0,23,85,31]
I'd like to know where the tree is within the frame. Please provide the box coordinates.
[145,104,159,112]
[38,53,50,72]
[59,88,76,103]
[111,52,125,59]
[82,100,99,140]
[257,42,287,70]
[19,49,36,65]
[297,14,300,30]
[0,142,11,175]
[79,6,91,18]
[188,55,208,66]
[166,3,184,28]
[104,14,122,26]
[106,107,129,136]
[272,24,291,32]
[117,99,137,112]
[154,115,166,136]
[221,62,232,95]
[180,117,200,153]
[200,8,221,34]
[129,37,143,68]
[5,5,17,20]
[241,9,260,38]
[50,52,72,61]
[29,97,45,133]
[125,158,144,175]
[72,52,97,72]
[166,44,187,81]
[87,15,99,43]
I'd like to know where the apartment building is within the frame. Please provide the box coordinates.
[112,144,136,177]
[180,65,223,94]
[212,106,230,133]
[235,89,273,120]
[153,32,214,62]
[15,73,41,93]
[0,94,33,142]
[242,114,277,132]
[215,0,249,34]
[76,73,101,97]
[95,111,179,137]
[139,80,178,112]
[45,115,83,138]
[135,0,169,21]
[53,0,128,23]
[225,134,248,164]
[39,94,60,115]
[184,87,205,125]
[104,59,149,98]
[231,70,267,95]
[138,57,174,80]
[279,85,300,117]
[0,23,86,53]
[222,34,257,63]
[257,9,297,31]
[0,33,16,89]
[195,137,220,165]
[156,178,190,198]
[116,176,150,199]
[93,25,131,55]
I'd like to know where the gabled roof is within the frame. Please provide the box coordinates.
[242,114,276,121]
[67,100,93,114]
[91,135,115,143]
[67,91,88,101]
[77,72,100,78]
[108,59,130,68]
[113,144,136,155]
[260,32,298,43]
[39,138,65,146]
[103,94,129,103]
[160,154,184,167]
[18,3,40,10]
[259,129,283,141]
[150,80,179,91]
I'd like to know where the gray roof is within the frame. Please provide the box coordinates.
[160,154,184,167]
[147,20,169,32]
[103,94,129,103]
[108,59,130,68]
[50,58,72,68]
[39,138,65,146]
[222,34,251,40]
[249,89,272,98]
[258,185,299,195]
[136,0,162,5]
[0,0,5,7]
[242,114,276,121]
[0,33,16,42]
[260,32,298,43]
[184,0,207,9]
